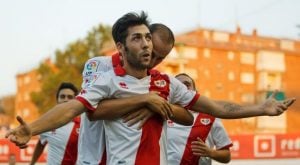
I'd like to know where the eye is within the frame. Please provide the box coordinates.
[145,34,152,41]
[133,36,141,41]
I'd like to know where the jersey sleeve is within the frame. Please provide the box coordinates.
[76,72,111,112]
[168,76,200,108]
[81,57,113,88]
[210,119,233,150]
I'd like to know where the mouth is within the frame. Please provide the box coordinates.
[142,52,151,59]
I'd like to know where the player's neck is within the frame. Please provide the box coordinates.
[124,65,147,79]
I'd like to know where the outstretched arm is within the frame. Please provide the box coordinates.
[6,99,85,147]
[191,91,296,119]
[30,140,46,165]
[191,138,231,163]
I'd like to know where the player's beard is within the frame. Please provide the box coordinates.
[125,46,150,70]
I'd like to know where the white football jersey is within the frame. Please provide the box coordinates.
[77,68,199,165]
[40,118,80,165]
[167,111,232,165]
[199,119,232,165]
[77,53,120,165]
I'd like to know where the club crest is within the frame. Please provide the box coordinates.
[154,80,167,88]
[200,118,211,125]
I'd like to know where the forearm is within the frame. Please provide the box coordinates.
[30,140,45,164]
[191,96,264,119]
[169,104,193,126]
[30,100,84,135]
[215,101,264,119]
[88,95,147,120]
[209,149,231,163]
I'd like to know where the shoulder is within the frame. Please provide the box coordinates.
[83,56,113,76]
[84,56,112,67]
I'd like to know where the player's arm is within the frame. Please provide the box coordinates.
[30,140,46,165]
[30,100,85,135]
[191,138,231,163]
[210,148,231,163]
[190,91,295,118]
[88,93,193,125]
[168,104,193,125]
[121,103,193,128]
[6,100,86,147]
[87,92,172,121]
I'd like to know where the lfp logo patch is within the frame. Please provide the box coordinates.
[86,61,98,71]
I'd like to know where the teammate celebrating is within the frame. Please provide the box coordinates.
[30,82,79,165]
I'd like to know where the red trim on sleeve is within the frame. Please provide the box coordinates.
[218,143,233,150]
[184,93,200,109]
[76,96,96,112]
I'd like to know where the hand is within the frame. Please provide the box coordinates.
[145,92,173,120]
[5,116,32,148]
[191,137,213,157]
[122,108,154,129]
[262,91,296,116]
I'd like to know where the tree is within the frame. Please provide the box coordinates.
[31,24,113,114]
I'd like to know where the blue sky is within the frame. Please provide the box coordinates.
[0,0,299,96]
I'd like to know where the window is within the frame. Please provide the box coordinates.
[180,47,197,59]
[228,71,235,81]
[203,49,210,58]
[227,51,235,60]
[24,76,31,84]
[240,52,254,65]
[241,93,255,103]
[240,72,254,84]
[212,32,229,42]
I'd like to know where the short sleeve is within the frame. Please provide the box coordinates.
[77,72,111,111]
[210,119,232,150]
[168,76,199,108]
[81,57,113,88]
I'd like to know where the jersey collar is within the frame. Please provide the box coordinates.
[111,52,160,77]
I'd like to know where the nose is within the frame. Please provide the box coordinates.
[142,37,151,49]
[61,98,70,102]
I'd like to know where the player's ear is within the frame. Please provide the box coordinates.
[116,42,123,52]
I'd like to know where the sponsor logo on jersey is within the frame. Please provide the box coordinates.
[84,71,93,76]
[83,74,98,87]
[154,80,167,88]
[83,60,99,76]
[86,61,98,70]
[200,118,211,125]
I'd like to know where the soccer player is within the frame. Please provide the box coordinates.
[167,73,232,165]
[77,23,180,164]
[30,82,79,165]
[6,11,296,164]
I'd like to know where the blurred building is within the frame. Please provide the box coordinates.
[155,27,300,134]
[14,58,57,126]
[0,96,14,137]
[14,69,41,126]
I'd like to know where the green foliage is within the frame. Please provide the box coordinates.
[31,24,113,114]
